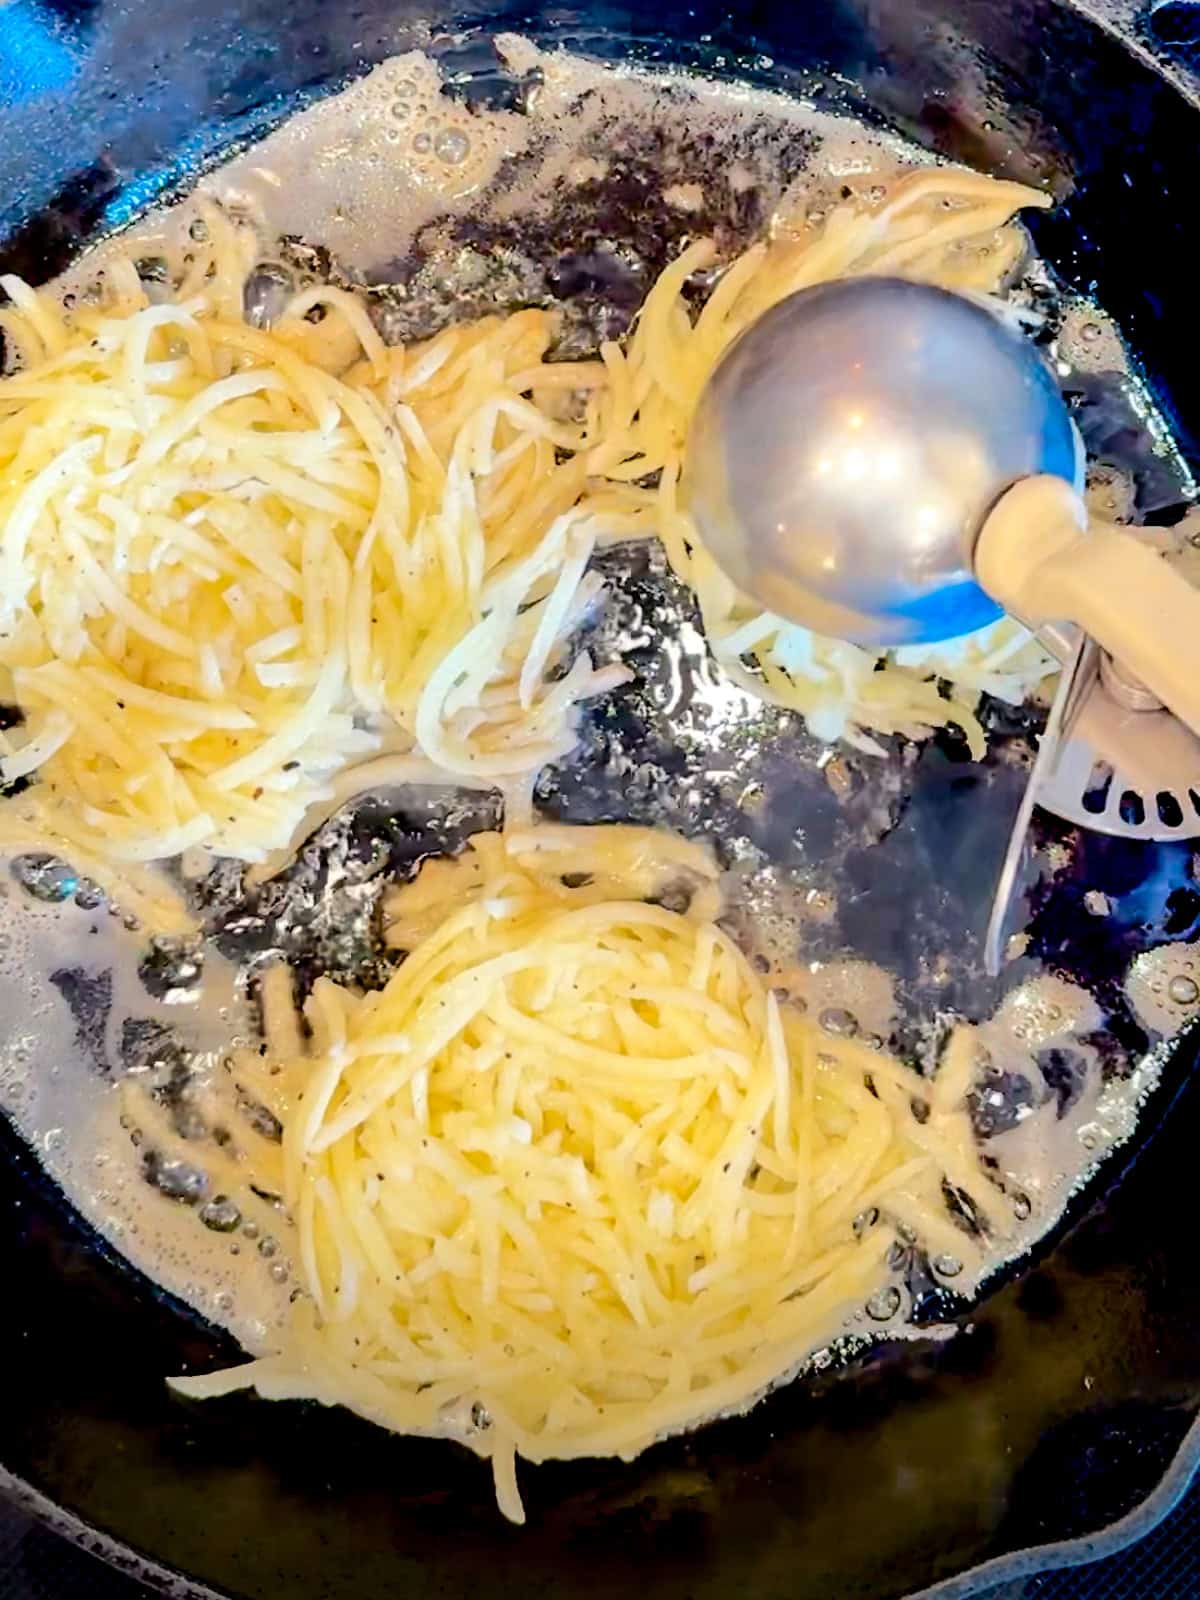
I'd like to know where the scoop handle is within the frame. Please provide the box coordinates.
[975,475,1200,735]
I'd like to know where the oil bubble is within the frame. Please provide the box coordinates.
[865,1285,901,1321]
[138,937,204,1002]
[199,1196,242,1233]
[1168,974,1199,1006]
[243,263,293,329]
[852,1206,879,1238]
[143,1151,209,1204]
[12,854,77,903]
[434,127,471,165]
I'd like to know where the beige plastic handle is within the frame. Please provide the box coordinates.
[976,474,1200,736]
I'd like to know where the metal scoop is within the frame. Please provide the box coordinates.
[684,275,1200,731]
[684,275,1200,972]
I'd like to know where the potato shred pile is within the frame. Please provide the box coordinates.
[173,824,1007,1521]
[0,215,627,870]
[0,166,1056,876]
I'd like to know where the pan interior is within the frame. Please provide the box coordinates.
[0,28,1197,1475]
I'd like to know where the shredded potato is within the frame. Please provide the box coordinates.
[173,824,1005,1522]
[567,166,1060,756]
[0,207,626,866]
[0,167,1057,876]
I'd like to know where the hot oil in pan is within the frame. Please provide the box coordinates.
[0,38,1194,1380]
[0,871,291,1350]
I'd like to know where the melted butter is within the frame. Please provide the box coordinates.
[69,37,929,293]
[977,974,1160,1252]
[0,879,292,1351]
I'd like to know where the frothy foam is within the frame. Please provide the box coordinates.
[0,876,291,1352]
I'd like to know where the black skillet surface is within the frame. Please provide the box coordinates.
[5,1,1200,1598]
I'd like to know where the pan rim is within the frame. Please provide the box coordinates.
[1,6,1199,1598]
[3,1408,1200,1600]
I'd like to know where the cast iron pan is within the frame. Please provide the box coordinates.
[4,2,1200,1597]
